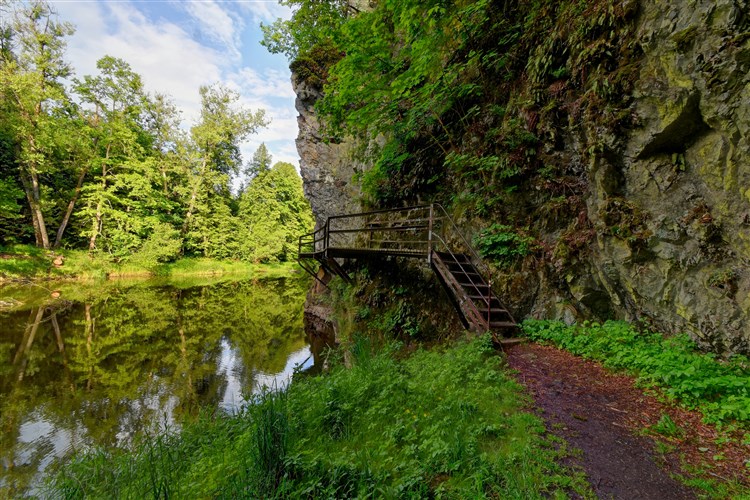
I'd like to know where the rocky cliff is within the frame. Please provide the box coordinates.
[293,0,750,355]
[292,68,362,229]
[568,0,749,354]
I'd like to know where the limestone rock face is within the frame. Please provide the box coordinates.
[569,0,750,353]
[292,72,362,229]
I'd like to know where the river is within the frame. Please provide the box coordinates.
[0,273,311,497]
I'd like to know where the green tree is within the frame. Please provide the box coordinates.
[260,0,357,59]
[239,161,313,262]
[246,142,272,179]
[180,84,266,255]
[73,56,151,252]
[0,0,75,248]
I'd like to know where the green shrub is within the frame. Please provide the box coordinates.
[473,223,535,266]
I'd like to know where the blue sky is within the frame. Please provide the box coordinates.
[50,0,299,167]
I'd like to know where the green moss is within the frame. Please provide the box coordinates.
[671,26,699,52]
[598,197,652,249]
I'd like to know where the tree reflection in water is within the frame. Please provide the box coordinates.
[0,275,310,497]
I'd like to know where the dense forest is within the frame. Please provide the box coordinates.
[0,1,313,264]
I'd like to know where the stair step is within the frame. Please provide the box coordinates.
[468,294,499,301]
[437,253,471,263]
[459,282,489,288]
[483,312,514,322]
[490,314,515,323]
[489,321,517,329]
[446,264,474,272]
[476,307,509,314]
[448,268,481,276]
[452,273,487,285]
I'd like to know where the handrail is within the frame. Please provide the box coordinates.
[296,203,504,331]
[430,204,493,330]
[327,204,431,220]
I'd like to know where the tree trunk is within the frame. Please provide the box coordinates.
[89,147,109,251]
[20,173,43,247]
[54,167,88,249]
[17,156,50,249]
[29,169,50,249]
[88,200,102,251]
[180,159,207,238]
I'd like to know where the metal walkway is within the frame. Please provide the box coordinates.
[297,204,516,336]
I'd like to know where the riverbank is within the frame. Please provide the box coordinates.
[0,244,299,283]
[49,336,593,498]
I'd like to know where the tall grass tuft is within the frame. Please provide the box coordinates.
[249,387,290,495]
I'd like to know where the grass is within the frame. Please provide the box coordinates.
[48,336,593,499]
[0,244,299,282]
[522,320,750,427]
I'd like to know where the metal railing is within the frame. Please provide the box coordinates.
[299,205,433,258]
[297,203,500,331]
[429,203,494,330]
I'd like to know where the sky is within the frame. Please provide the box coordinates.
[48,0,299,168]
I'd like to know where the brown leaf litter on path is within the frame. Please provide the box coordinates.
[506,342,750,499]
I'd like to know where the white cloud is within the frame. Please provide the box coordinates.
[183,0,242,61]
[241,104,299,167]
[54,0,300,167]
[230,67,294,99]
[237,0,293,23]
[58,1,225,123]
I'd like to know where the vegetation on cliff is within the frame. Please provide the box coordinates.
[265,0,638,217]
[269,0,750,354]
[263,0,643,320]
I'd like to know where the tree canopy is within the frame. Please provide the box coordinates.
[0,1,312,263]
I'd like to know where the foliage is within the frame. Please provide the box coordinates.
[474,223,535,267]
[0,2,310,266]
[239,162,314,263]
[0,243,300,281]
[260,0,353,59]
[244,142,272,182]
[522,320,750,426]
[649,413,684,439]
[265,0,638,222]
[49,337,592,498]
[288,39,343,90]
[0,176,22,219]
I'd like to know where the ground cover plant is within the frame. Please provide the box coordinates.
[522,320,750,427]
[49,336,592,498]
[0,243,298,282]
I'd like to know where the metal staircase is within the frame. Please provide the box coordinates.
[297,204,517,337]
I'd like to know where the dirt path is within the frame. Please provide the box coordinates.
[506,343,720,499]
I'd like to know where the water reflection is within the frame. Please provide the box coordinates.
[0,275,310,497]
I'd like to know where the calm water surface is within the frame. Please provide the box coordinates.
[0,274,311,497]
